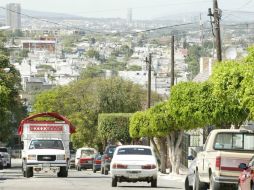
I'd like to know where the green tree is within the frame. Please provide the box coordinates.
[98,113,132,145]
[185,43,212,80]
[32,77,160,149]
[86,49,100,60]
[0,54,26,142]
[127,65,142,71]
[209,61,249,127]
[129,103,171,173]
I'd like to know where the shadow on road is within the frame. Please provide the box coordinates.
[118,185,182,189]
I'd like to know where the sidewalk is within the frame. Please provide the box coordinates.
[158,165,188,183]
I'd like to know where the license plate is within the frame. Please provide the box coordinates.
[43,164,50,167]
[88,161,92,164]
[129,174,139,179]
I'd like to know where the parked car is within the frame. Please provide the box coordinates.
[0,154,3,170]
[110,145,158,187]
[238,156,254,190]
[69,149,76,169]
[93,153,102,173]
[184,156,196,190]
[0,147,11,168]
[75,147,97,171]
[101,145,117,175]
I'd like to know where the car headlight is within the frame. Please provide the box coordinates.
[27,155,36,160]
[57,154,65,160]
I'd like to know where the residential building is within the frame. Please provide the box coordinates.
[6,3,21,29]
[21,40,56,53]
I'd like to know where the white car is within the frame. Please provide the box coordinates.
[110,145,158,187]
[0,147,11,168]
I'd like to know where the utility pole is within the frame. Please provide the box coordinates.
[199,13,204,45]
[147,53,152,109]
[171,36,175,87]
[145,53,152,146]
[209,0,222,61]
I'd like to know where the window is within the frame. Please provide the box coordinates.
[81,149,95,158]
[214,133,254,151]
[0,148,8,152]
[29,140,64,150]
[117,147,152,155]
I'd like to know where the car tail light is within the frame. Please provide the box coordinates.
[142,164,156,169]
[112,163,128,169]
[104,154,111,161]
[95,160,101,164]
[216,156,221,170]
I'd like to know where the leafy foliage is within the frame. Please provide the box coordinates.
[185,43,212,80]
[0,54,26,142]
[209,61,249,126]
[32,77,160,148]
[98,113,132,144]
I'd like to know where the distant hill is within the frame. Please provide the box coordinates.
[156,10,254,23]
[0,8,82,19]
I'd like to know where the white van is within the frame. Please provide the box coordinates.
[75,148,97,171]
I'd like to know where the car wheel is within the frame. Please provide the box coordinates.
[57,166,68,177]
[194,170,206,190]
[251,183,254,190]
[210,175,220,190]
[151,178,157,188]
[7,162,11,168]
[185,177,192,190]
[112,177,117,187]
[26,167,33,178]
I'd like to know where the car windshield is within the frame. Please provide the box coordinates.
[117,147,152,155]
[81,149,95,158]
[0,148,7,152]
[29,140,64,150]
[108,147,116,154]
[214,133,254,151]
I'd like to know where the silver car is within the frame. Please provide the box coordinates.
[185,157,197,190]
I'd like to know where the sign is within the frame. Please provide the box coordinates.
[29,125,63,132]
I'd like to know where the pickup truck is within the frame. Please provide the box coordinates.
[194,129,254,190]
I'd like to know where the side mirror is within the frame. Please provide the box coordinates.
[239,163,248,170]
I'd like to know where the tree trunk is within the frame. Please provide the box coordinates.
[151,138,160,159]
[158,137,167,173]
[166,130,184,175]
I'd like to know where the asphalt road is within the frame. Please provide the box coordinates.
[0,159,185,190]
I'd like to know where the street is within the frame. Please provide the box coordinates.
[0,159,185,190]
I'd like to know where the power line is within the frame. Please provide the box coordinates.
[0,6,101,34]
[129,22,198,35]
[1,5,202,37]
[222,0,254,21]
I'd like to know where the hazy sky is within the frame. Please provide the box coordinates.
[0,0,253,19]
